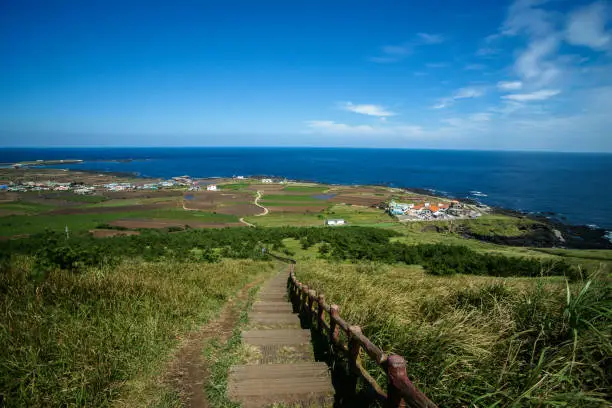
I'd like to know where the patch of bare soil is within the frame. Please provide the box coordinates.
[267,205,327,213]
[184,192,253,210]
[164,277,265,408]
[89,229,141,238]
[46,203,171,215]
[0,209,25,217]
[103,190,183,199]
[330,195,386,206]
[0,234,30,241]
[216,203,262,216]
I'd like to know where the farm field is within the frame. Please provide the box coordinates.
[0,175,410,236]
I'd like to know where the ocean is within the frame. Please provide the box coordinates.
[1,147,611,229]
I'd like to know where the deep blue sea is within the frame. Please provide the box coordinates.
[1,147,611,229]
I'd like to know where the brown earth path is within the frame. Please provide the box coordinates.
[228,267,334,407]
[164,275,267,408]
[239,191,268,227]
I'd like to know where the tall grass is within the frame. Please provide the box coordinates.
[297,260,611,407]
[0,257,274,407]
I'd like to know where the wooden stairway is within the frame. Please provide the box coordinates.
[228,270,334,407]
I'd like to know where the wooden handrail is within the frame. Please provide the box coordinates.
[267,251,437,408]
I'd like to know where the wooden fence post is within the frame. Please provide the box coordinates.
[301,285,309,315]
[308,290,316,320]
[349,325,363,394]
[387,354,407,408]
[329,304,340,345]
[317,294,325,331]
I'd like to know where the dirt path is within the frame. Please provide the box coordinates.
[164,276,265,408]
[239,191,268,227]
[254,191,268,216]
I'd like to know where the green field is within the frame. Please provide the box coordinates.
[0,201,56,214]
[0,208,239,236]
[283,185,329,193]
[217,182,250,190]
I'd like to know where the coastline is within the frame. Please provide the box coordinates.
[1,166,610,248]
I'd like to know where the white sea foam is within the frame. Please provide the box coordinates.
[470,190,488,197]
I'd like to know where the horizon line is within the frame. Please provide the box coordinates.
[1,145,611,154]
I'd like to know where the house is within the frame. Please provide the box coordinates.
[235,176,245,180]
[325,219,346,226]
[206,184,218,191]
[261,178,273,184]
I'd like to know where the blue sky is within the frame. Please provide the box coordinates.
[1,0,612,151]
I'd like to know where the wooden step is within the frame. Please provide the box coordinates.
[243,328,311,346]
[257,294,289,302]
[229,362,330,380]
[252,302,293,313]
[228,363,334,407]
[250,312,300,327]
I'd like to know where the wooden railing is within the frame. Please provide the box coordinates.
[267,252,437,408]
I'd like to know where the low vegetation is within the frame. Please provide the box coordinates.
[296,260,611,407]
[0,257,274,407]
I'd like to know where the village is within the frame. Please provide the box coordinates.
[387,199,485,221]
[0,175,277,195]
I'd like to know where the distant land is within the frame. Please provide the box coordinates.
[0,147,611,231]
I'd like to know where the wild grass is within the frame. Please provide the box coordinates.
[203,284,260,407]
[0,257,274,407]
[296,260,611,407]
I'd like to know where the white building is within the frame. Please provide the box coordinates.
[207,184,218,191]
[261,178,273,183]
[325,219,346,226]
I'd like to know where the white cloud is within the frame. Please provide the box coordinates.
[417,33,445,44]
[454,87,484,99]
[502,89,561,101]
[469,113,492,122]
[433,87,485,109]
[305,120,425,137]
[426,63,447,68]
[515,35,561,86]
[566,2,611,50]
[502,0,556,38]
[306,121,387,135]
[341,102,396,117]
[497,80,523,90]
[370,33,444,63]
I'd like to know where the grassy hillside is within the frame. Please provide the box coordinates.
[0,258,274,407]
[296,260,611,407]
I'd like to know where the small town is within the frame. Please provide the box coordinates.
[0,175,260,194]
[387,199,484,221]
